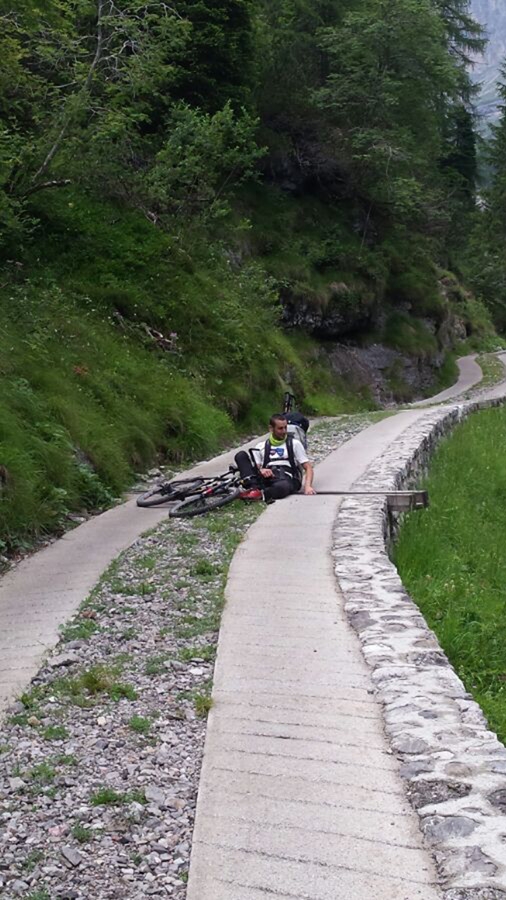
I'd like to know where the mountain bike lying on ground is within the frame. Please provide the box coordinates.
[137,392,311,516]
[136,468,246,517]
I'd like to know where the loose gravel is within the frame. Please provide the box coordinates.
[0,415,371,900]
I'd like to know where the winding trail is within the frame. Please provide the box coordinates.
[408,352,482,407]
[1,352,506,898]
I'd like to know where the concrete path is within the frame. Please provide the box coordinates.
[409,352,482,406]
[186,410,444,900]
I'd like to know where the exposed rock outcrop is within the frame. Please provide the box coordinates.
[324,343,441,405]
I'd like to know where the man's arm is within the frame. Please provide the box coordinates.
[252,444,273,479]
[302,461,316,495]
[292,439,315,495]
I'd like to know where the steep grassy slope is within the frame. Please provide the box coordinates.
[0,189,376,553]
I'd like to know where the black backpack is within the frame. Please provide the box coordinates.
[271,411,309,449]
[284,411,310,433]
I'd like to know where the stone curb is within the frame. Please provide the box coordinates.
[333,395,506,900]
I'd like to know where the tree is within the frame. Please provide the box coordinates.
[255,0,345,120]
[441,104,478,200]
[462,64,506,327]
[0,0,261,244]
[432,0,485,65]
[315,0,460,225]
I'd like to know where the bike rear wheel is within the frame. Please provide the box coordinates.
[136,477,205,508]
[169,486,242,518]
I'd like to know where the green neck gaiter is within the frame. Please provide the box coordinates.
[270,436,286,447]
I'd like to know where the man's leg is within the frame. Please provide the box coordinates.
[234,451,260,488]
[263,472,300,502]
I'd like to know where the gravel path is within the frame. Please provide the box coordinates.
[0,416,370,900]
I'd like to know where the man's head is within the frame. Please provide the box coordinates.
[269,414,288,440]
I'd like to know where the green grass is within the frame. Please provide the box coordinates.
[72,823,93,843]
[25,890,51,900]
[179,644,216,663]
[144,654,171,675]
[29,762,56,784]
[90,787,129,806]
[0,283,236,551]
[120,627,138,640]
[190,558,222,579]
[52,664,137,705]
[42,725,68,741]
[1,182,497,559]
[476,353,505,387]
[431,352,459,395]
[128,715,151,735]
[57,754,77,766]
[89,786,146,806]
[395,406,506,743]
[6,183,496,560]
[60,618,101,642]
[21,850,44,872]
[0,261,368,557]
[177,680,214,717]
[382,311,439,357]
[194,692,213,717]
[175,609,222,639]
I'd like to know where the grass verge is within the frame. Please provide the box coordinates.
[395,405,506,743]
[475,353,506,388]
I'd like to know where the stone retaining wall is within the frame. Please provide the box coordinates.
[333,398,506,900]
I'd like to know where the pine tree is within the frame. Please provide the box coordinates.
[315,0,460,223]
[432,0,485,63]
[486,64,506,230]
[441,104,478,199]
[463,65,506,329]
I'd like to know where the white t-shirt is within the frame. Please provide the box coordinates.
[251,438,309,477]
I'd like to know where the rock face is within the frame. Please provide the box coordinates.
[281,271,469,404]
[318,305,466,406]
[470,0,506,121]
[281,282,375,338]
[324,342,443,405]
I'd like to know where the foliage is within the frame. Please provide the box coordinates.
[174,0,257,111]
[315,0,463,229]
[0,0,260,240]
[382,312,438,357]
[0,275,233,549]
[146,103,262,224]
[0,189,365,551]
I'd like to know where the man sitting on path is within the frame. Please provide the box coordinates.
[236,414,316,503]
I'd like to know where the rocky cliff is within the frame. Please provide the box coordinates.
[470,0,506,121]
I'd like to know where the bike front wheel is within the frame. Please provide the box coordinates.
[169,486,242,518]
[136,478,205,507]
